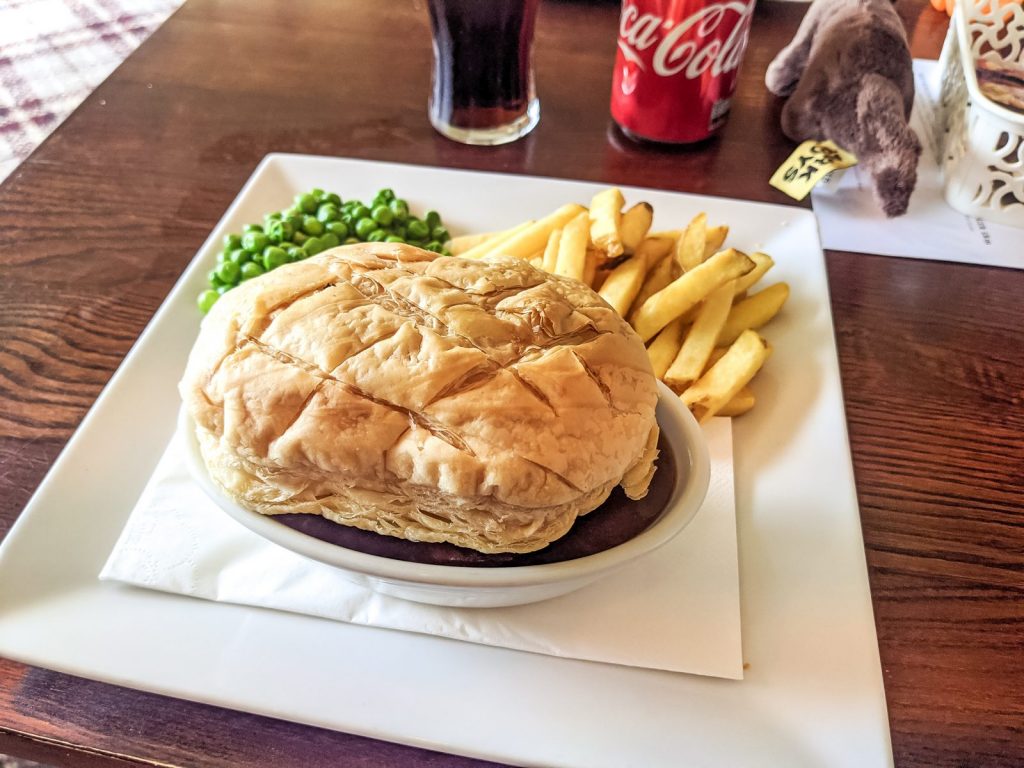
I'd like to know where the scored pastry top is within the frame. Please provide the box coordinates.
[181,243,660,553]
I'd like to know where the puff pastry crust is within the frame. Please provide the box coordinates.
[180,243,659,553]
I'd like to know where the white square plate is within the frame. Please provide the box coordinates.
[0,155,891,767]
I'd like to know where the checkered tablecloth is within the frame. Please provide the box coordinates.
[0,0,183,184]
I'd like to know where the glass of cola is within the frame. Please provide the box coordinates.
[426,0,541,145]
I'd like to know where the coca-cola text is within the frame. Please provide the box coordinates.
[611,0,757,144]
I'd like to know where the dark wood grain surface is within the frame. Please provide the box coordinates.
[1,1,1021,766]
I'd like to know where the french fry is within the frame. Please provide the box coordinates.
[703,347,727,372]
[589,188,625,258]
[675,212,707,271]
[449,231,496,255]
[598,253,648,316]
[718,282,790,345]
[634,236,675,267]
[583,247,600,288]
[529,255,544,269]
[477,203,586,261]
[554,211,590,281]
[663,281,735,393]
[459,220,534,260]
[718,386,756,417]
[702,225,729,260]
[646,317,687,379]
[732,252,774,296]
[681,330,770,422]
[541,229,562,273]
[628,252,675,321]
[632,248,755,341]
[649,228,682,241]
[620,202,654,253]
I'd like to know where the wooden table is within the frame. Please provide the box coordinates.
[1,1,1021,766]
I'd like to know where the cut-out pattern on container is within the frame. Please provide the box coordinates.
[937,1,1024,227]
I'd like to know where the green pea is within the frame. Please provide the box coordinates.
[425,210,441,229]
[263,246,289,270]
[287,246,304,261]
[442,249,453,257]
[377,188,395,202]
[216,284,231,295]
[287,214,304,232]
[242,231,268,254]
[228,248,249,265]
[391,224,406,239]
[352,204,371,220]
[295,193,317,214]
[385,235,405,243]
[223,233,242,251]
[207,269,223,287]
[243,223,264,234]
[343,237,360,245]
[367,229,386,243]
[322,192,342,206]
[317,203,339,223]
[389,199,409,221]
[320,232,340,249]
[355,217,377,239]
[303,236,326,256]
[265,211,283,222]
[371,205,394,227]
[406,219,430,241]
[424,240,442,253]
[326,221,349,239]
[267,219,294,244]
[310,187,325,199]
[216,250,230,264]
[302,216,325,236]
[292,231,308,246]
[240,261,265,280]
[198,289,219,313]
[431,226,450,243]
[216,260,241,284]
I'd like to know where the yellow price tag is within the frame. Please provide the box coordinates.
[769,140,857,201]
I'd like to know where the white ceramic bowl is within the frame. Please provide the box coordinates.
[180,381,710,608]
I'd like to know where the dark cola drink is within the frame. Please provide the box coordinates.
[427,0,541,145]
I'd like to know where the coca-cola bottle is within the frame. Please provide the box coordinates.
[611,0,757,144]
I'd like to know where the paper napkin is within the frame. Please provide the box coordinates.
[101,419,743,679]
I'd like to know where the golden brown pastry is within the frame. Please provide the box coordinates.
[180,243,659,554]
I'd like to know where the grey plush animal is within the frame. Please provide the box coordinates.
[765,0,921,217]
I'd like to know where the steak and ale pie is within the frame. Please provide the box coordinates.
[180,243,660,554]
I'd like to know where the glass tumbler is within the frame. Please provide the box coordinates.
[426,0,541,146]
